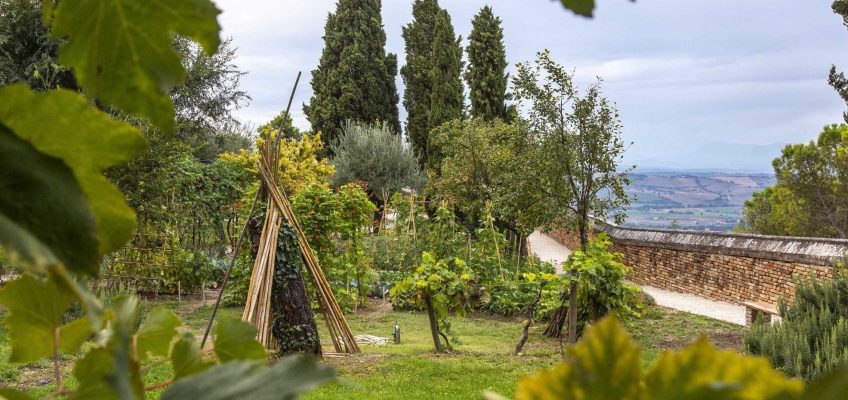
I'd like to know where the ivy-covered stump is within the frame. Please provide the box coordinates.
[270,222,322,356]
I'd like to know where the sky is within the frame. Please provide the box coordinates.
[213,0,848,171]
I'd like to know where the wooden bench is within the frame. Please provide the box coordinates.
[743,301,780,325]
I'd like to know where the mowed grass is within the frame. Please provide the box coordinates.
[0,298,745,399]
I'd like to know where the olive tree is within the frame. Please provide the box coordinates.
[512,50,632,343]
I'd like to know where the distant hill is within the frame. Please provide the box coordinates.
[631,142,787,173]
[621,171,776,231]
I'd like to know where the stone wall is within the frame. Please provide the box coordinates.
[546,224,848,304]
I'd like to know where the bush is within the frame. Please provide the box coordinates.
[330,122,426,196]
[744,270,848,381]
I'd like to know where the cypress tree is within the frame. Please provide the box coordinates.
[400,0,440,166]
[466,6,509,121]
[305,0,400,149]
[428,10,463,134]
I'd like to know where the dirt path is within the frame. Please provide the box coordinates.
[527,230,746,325]
[527,230,571,273]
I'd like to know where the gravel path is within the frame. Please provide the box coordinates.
[528,230,571,273]
[641,286,745,325]
[528,230,746,325]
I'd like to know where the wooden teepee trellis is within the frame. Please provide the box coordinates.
[241,118,360,354]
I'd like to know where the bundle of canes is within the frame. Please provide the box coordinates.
[202,72,359,354]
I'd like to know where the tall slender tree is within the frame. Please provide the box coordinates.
[427,9,464,166]
[305,0,400,149]
[466,6,509,121]
[401,0,440,166]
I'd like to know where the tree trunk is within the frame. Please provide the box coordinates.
[424,291,444,353]
[269,221,322,356]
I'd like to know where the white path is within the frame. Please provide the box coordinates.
[527,230,745,325]
[528,230,571,273]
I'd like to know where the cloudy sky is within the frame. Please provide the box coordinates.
[213,0,848,171]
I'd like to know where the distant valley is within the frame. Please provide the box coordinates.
[621,172,776,231]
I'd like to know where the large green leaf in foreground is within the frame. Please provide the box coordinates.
[0,274,91,363]
[0,124,96,274]
[213,317,267,363]
[161,357,335,400]
[0,85,147,275]
[51,0,222,131]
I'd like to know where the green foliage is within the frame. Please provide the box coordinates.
[400,0,440,167]
[390,252,478,350]
[428,9,463,131]
[161,356,335,400]
[0,85,147,275]
[0,273,90,363]
[557,0,596,18]
[494,317,804,400]
[213,317,268,363]
[740,124,848,238]
[428,118,542,236]
[745,271,848,381]
[0,0,334,397]
[0,0,76,91]
[291,183,377,309]
[830,1,848,123]
[466,6,509,122]
[304,0,400,147]
[51,0,222,131]
[568,233,641,326]
[330,122,426,195]
[512,49,631,243]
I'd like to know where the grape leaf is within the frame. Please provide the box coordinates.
[0,85,147,275]
[558,0,595,17]
[51,0,222,130]
[0,274,91,363]
[161,357,335,400]
[0,388,35,400]
[66,347,144,400]
[213,318,267,363]
[135,307,181,361]
[514,316,641,400]
[0,124,96,274]
[645,337,803,400]
[171,333,211,380]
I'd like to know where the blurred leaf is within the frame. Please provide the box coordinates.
[558,0,595,17]
[0,388,35,400]
[171,333,211,380]
[214,317,267,363]
[51,0,221,130]
[0,274,90,363]
[135,307,181,361]
[0,124,95,274]
[515,316,641,399]
[67,347,143,400]
[646,337,803,400]
[161,357,335,400]
[0,85,147,275]
[803,364,848,399]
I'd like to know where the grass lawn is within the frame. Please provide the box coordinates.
[0,297,744,399]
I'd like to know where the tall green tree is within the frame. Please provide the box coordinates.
[400,0,440,166]
[428,9,463,135]
[0,0,76,91]
[830,1,848,122]
[465,6,509,121]
[305,0,400,149]
[740,124,848,238]
[512,50,632,344]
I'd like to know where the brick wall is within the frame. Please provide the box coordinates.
[546,224,848,305]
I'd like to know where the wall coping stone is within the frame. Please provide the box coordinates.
[595,222,848,266]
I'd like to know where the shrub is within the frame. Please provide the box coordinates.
[330,122,426,196]
[744,270,848,381]
[390,252,480,351]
